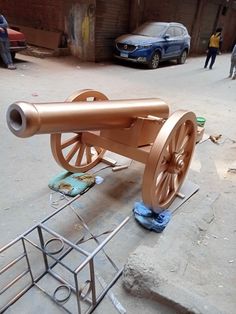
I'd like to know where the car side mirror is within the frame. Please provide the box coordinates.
[163,34,170,40]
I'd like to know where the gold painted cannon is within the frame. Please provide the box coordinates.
[7,89,196,211]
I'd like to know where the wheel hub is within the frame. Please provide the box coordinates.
[168,153,184,174]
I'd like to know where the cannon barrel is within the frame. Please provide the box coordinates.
[6,98,169,138]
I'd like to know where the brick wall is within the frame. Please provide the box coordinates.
[0,0,69,31]
[141,0,198,36]
[0,0,96,61]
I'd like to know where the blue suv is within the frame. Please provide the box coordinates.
[114,22,191,69]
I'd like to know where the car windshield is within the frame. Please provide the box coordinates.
[132,23,167,37]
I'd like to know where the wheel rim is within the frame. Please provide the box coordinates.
[181,51,187,63]
[152,53,160,68]
[51,89,108,173]
[142,110,196,211]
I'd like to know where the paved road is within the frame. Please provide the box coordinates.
[0,54,235,313]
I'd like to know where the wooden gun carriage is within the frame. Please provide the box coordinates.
[7,89,197,212]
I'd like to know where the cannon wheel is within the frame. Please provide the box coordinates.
[50,89,108,173]
[142,110,196,212]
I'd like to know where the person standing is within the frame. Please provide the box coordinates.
[229,43,236,80]
[0,14,16,70]
[204,28,223,70]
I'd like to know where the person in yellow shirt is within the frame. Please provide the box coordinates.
[204,28,223,70]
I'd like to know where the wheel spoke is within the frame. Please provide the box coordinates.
[179,150,190,160]
[175,173,182,190]
[159,158,169,173]
[163,147,171,161]
[179,134,190,153]
[94,146,102,154]
[158,173,171,203]
[156,172,168,196]
[156,171,168,187]
[163,173,171,195]
[75,144,86,166]
[168,137,176,155]
[86,146,92,163]
[175,123,186,152]
[61,134,80,149]
[65,142,81,162]
[170,173,177,193]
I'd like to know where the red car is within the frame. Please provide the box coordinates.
[7,28,27,59]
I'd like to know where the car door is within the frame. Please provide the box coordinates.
[162,26,182,59]
[162,26,176,59]
[173,27,185,56]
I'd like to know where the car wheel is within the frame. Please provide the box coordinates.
[148,52,160,69]
[177,50,187,64]
[11,52,16,61]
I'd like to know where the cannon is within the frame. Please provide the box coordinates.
[7,89,197,211]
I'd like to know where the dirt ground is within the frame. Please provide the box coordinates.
[0,53,235,313]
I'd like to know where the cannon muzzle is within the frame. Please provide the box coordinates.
[7,98,169,138]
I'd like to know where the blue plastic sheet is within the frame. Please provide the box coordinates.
[133,201,171,233]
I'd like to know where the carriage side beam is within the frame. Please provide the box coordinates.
[82,132,150,164]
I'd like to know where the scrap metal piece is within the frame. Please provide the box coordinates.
[112,165,129,172]
[209,134,222,144]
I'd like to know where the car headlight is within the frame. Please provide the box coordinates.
[138,44,152,49]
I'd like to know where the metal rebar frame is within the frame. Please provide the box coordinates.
[0,191,130,313]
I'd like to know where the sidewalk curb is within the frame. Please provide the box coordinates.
[122,192,228,314]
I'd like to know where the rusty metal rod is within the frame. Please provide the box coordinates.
[6,99,169,138]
